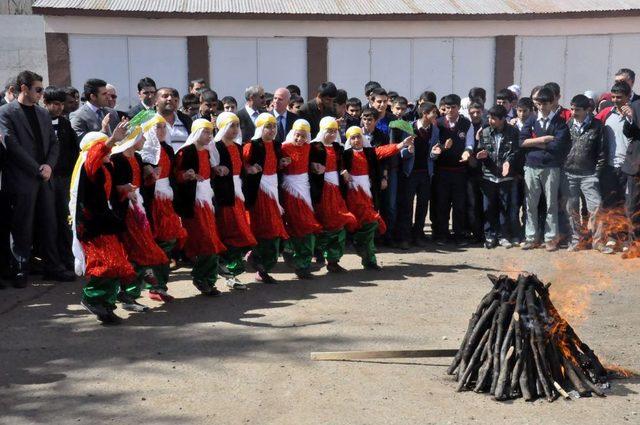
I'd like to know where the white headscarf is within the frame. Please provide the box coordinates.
[140,114,171,165]
[69,132,110,276]
[312,116,340,144]
[343,126,370,151]
[178,118,220,167]
[214,111,242,145]
[110,126,143,155]
[283,119,311,145]
[251,113,277,141]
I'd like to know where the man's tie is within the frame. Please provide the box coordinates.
[277,115,285,142]
[542,118,549,132]
[252,110,259,123]
[96,108,105,122]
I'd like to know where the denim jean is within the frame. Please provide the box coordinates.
[524,166,561,243]
[480,179,516,241]
[564,172,604,245]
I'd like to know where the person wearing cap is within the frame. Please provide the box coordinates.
[110,123,169,312]
[309,116,357,273]
[140,115,187,301]
[243,113,289,284]
[173,119,227,296]
[342,126,413,270]
[211,112,257,290]
[70,125,136,324]
[280,119,323,279]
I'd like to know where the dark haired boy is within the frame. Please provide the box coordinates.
[43,86,80,269]
[299,81,337,135]
[345,97,362,129]
[475,105,519,248]
[221,96,238,113]
[369,88,391,134]
[519,87,570,251]
[128,76,157,117]
[543,82,571,122]
[466,101,486,243]
[431,94,475,245]
[496,88,517,120]
[288,94,304,115]
[563,94,607,252]
[397,102,439,248]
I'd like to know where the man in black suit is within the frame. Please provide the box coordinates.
[43,86,79,271]
[615,68,640,104]
[127,77,157,118]
[298,81,338,136]
[70,78,120,140]
[0,70,75,287]
[237,85,265,144]
[271,87,298,143]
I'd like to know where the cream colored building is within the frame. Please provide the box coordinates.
[34,0,640,109]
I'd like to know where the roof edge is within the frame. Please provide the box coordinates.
[32,8,640,21]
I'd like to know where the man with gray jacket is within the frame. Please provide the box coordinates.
[69,78,119,140]
[0,70,75,287]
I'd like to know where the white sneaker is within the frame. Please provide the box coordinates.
[121,301,149,312]
[499,238,513,248]
[225,277,247,290]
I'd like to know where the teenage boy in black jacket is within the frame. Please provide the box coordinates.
[475,105,519,248]
[564,94,607,253]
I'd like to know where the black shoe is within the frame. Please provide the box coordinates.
[295,268,314,279]
[398,240,410,251]
[101,311,123,325]
[327,262,347,273]
[117,292,150,312]
[455,238,469,247]
[246,252,265,273]
[412,238,428,248]
[43,269,76,282]
[434,238,447,247]
[13,272,28,288]
[81,300,120,324]
[315,255,326,266]
[484,239,496,249]
[192,280,222,297]
[364,262,382,271]
[256,271,278,284]
[282,251,295,269]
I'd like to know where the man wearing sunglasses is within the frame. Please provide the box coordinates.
[0,70,75,288]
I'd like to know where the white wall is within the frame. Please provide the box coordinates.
[328,37,495,102]
[209,37,307,106]
[68,35,188,111]
[0,15,48,87]
[515,34,640,101]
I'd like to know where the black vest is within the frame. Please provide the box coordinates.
[341,148,382,209]
[173,144,200,218]
[437,116,471,168]
[110,152,145,220]
[213,141,244,208]
[309,141,343,204]
[243,138,282,208]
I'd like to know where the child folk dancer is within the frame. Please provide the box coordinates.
[212,112,257,290]
[342,126,413,270]
[309,116,357,273]
[174,119,227,296]
[70,127,136,324]
[140,114,187,302]
[280,119,323,279]
[243,113,289,284]
[110,125,170,312]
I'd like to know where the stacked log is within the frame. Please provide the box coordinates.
[448,273,608,401]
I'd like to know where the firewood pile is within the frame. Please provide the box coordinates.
[448,273,609,401]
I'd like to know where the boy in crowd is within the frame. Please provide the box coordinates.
[181,93,200,118]
[334,89,348,139]
[221,96,237,113]
[563,94,607,252]
[431,94,475,245]
[288,94,304,115]
[496,88,517,120]
[346,97,362,128]
[43,86,79,270]
[519,87,570,251]
[369,88,391,134]
[397,102,439,248]
[466,102,486,243]
[544,82,572,122]
[475,105,519,248]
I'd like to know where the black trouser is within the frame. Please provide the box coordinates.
[0,189,11,277]
[626,174,640,241]
[397,170,430,241]
[434,169,467,239]
[7,180,64,274]
[465,174,484,241]
[53,175,74,269]
[480,179,516,241]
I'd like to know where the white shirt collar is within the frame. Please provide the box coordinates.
[416,119,431,131]
[273,109,287,120]
[537,110,555,123]
[245,105,258,118]
[87,102,100,113]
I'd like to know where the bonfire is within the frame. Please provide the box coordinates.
[448,273,612,401]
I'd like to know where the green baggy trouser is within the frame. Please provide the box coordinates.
[253,238,281,272]
[83,277,120,310]
[220,246,248,277]
[122,265,149,299]
[149,239,176,291]
[316,228,346,263]
[290,234,316,271]
[352,221,378,267]
[191,254,219,288]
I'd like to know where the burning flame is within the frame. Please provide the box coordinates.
[603,363,638,378]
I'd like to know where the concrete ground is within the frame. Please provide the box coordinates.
[1,244,639,425]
